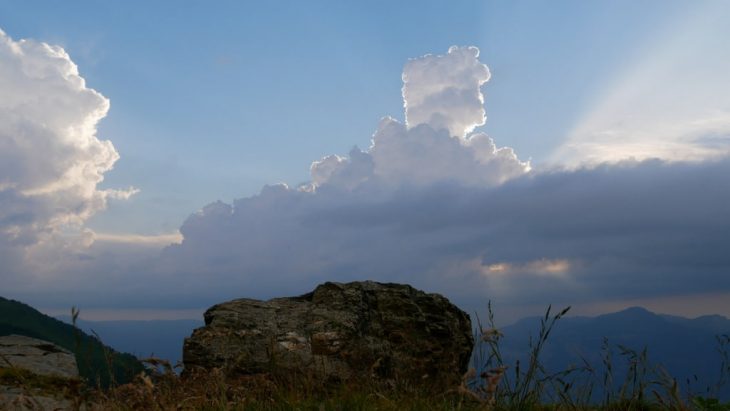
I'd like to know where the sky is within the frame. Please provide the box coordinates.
[1,1,729,324]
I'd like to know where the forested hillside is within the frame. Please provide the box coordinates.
[0,296,144,386]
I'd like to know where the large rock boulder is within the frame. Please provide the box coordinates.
[0,335,80,410]
[183,281,473,385]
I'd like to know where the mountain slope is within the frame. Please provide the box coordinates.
[476,306,730,400]
[56,317,202,366]
[0,296,144,386]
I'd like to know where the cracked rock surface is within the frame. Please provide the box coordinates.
[0,335,80,410]
[183,281,473,385]
[0,335,78,379]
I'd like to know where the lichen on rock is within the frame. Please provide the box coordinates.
[0,335,81,410]
[183,281,473,386]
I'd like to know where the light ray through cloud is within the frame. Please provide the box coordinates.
[554,1,730,165]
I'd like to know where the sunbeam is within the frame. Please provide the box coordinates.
[553,1,730,166]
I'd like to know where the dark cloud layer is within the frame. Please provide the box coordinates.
[154,158,729,311]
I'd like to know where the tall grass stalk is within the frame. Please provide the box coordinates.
[8,302,729,409]
[468,303,730,410]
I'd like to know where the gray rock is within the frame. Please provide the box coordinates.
[0,386,76,411]
[0,335,79,410]
[0,335,78,379]
[183,281,473,385]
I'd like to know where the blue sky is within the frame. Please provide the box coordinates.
[1,1,729,321]
[0,0,709,235]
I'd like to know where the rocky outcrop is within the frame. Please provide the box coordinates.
[0,335,80,410]
[183,281,473,385]
[0,335,78,379]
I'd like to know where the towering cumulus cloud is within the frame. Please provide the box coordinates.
[0,29,132,255]
[309,47,529,189]
[160,46,730,315]
[403,46,490,138]
[161,47,531,298]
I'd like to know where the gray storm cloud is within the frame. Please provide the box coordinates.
[153,158,730,313]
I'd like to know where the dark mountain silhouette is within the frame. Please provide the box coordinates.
[6,294,729,399]
[477,306,730,400]
[0,296,144,386]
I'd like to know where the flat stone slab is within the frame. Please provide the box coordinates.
[0,335,78,379]
[0,335,80,410]
[0,386,75,411]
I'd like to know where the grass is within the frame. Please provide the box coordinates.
[89,367,491,410]
[0,297,144,386]
[4,304,730,410]
[466,303,730,411]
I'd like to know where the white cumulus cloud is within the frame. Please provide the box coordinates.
[0,29,133,251]
[309,47,529,190]
[403,46,490,138]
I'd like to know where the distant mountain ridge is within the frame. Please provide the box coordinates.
[0,296,144,386]
[5,295,728,398]
[481,306,730,400]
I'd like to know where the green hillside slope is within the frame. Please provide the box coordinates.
[0,296,144,386]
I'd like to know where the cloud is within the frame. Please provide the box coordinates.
[147,158,730,317]
[403,46,490,138]
[143,47,729,314]
[309,47,529,190]
[9,158,730,320]
[92,232,183,246]
[0,29,133,266]
[2,39,728,324]
[128,156,730,320]
[482,259,572,278]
